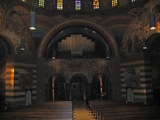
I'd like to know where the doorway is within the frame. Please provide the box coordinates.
[126,88,133,103]
[91,76,100,100]
[71,76,83,101]
[25,90,32,106]
[54,77,65,101]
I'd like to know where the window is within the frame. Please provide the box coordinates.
[21,0,26,2]
[131,0,136,2]
[112,0,117,7]
[57,0,63,10]
[93,0,99,9]
[75,0,81,10]
[39,0,45,8]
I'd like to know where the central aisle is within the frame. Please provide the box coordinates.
[72,101,95,120]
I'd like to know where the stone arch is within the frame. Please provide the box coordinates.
[70,73,88,101]
[91,73,111,100]
[146,33,160,105]
[70,73,88,83]
[6,8,34,50]
[46,74,66,101]
[0,33,15,55]
[128,7,142,16]
[38,19,119,58]
[146,33,160,51]
[12,6,30,15]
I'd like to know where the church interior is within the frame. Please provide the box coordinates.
[0,0,160,119]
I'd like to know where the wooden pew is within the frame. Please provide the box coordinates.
[0,101,73,120]
[89,100,160,120]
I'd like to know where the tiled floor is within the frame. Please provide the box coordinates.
[72,101,95,120]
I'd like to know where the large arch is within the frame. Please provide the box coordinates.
[38,19,119,58]
[0,34,15,55]
[147,33,160,105]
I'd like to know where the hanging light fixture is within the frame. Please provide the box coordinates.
[106,49,110,58]
[149,0,156,30]
[30,0,36,30]
[30,11,36,30]
[150,12,156,30]
[21,39,25,50]
[143,38,147,49]
[52,50,56,59]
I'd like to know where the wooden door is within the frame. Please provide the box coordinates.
[72,83,83,101]
[91,82,100,100]
[54,83,65,101]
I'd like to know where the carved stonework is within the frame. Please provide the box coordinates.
[67,59,85,72]
[46,65,56,79]
[101,65,111,80]
[87,60,97,79]
[46,58,109,83]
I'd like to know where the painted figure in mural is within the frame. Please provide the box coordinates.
[133,34,141,53]
[124,67,140,87]
[124,68,132,87]
[128,36,132,53]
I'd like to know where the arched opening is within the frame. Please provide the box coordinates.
[25,90,32,106]
[126,88,133,103]
[70,74,88,101]
[92,76,100,100]
[46,27,110,59]
[46,74,66,101]
[71,76,83,101]
[38,19,119,58]
[0,35,12,107]
[91,74,110,100]
[39,20,115,102]
[54,76,66,101]
[148,34,160,104]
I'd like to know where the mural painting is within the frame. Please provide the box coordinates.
[46,59,110,83]
[18,69,33,89]
[124,67,140,87]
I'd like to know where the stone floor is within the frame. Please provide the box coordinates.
[72,101,95,120]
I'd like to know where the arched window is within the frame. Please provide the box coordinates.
[39,0,45,8]
[57,0,63,10]
[93,0,99,9]
[21,0,26,2]
[112,0,117,7]
[75,0,81,10]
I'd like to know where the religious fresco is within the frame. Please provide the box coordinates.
[121,21,143,55]
[18,69,33,89]
[45,59,110,82]
[5,13,32,53]
[124,67,140,87]
[0,5,33,55]
[121,5,160,55]
[45,66,56,80]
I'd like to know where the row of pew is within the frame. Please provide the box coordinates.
[89,100,160,120]
[0,101,73,120]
